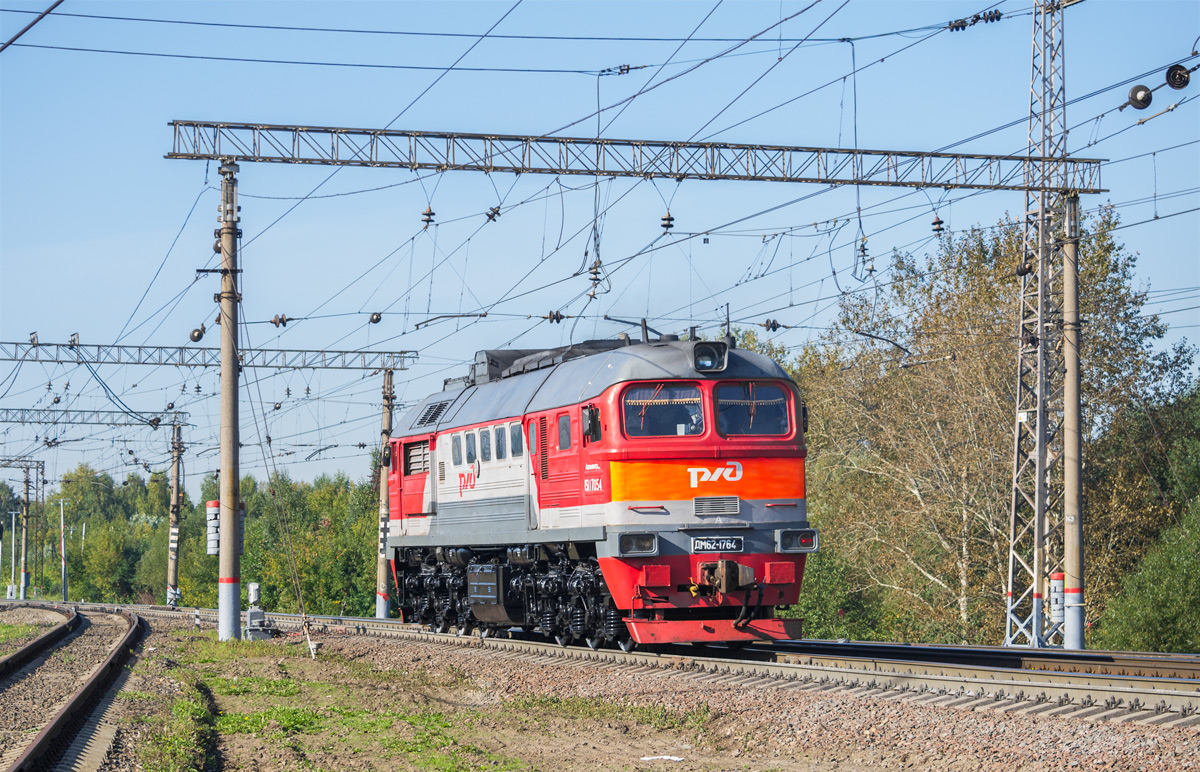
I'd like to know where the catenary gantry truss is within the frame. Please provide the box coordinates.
[0,341,415,371]
[0,408,189,428]
[168,121,1105,194]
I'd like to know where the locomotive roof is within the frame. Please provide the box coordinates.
[393,338,791,438]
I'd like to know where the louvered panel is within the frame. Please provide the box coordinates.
[693,496,740,516]
[416,400,451,427]
[404,441,430,475]
[538,417,549,480]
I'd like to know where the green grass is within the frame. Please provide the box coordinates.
[216,705,324,737]
[207,675,301,697]
[0,622,41,645]
[327,706,395,733]
[138,674,217,772]
[377,709,527,772]
[116,690,157,701]
[179,631,311,665]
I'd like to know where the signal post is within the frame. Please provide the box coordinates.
[167,423,184,606]
[377,369,395,619]
[19,470,29,599]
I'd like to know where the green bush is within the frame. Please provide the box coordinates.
[1094,497,1200,653]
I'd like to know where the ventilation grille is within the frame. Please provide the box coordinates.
[415,400,451,427]
[693,496,740,516]
[404,441,430,475]
[538,417,549,480]
[438,462,446,482]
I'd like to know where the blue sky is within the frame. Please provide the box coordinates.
[1,0,1197,501]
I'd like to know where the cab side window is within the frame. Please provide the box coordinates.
[451,434,463,466]
[558,414,571,450]
[466,432,477,464]
[494,425,507,460]
[511,422,524,456]
[480,427,492,462]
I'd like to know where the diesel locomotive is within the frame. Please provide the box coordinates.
[384,333,817,650]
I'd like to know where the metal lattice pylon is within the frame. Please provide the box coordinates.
[1006,0,1068,648]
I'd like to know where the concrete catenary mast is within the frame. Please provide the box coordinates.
[216,158,242,641]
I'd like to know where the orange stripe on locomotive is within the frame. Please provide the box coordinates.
[608,457,805,502]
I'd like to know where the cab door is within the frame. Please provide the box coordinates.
[536,409,581,528]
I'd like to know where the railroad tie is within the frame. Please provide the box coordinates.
[52,667,133,772]
[0,730,38,768]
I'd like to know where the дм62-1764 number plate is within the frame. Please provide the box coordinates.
[691,536,744,553]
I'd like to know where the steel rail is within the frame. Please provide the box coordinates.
[771,639,1200,680]
[6,608,143,772]
[86,603,1200,726]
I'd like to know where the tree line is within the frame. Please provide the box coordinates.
[779,208,1198,651]
[0,465,381,619]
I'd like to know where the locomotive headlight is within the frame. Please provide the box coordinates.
[618,533,659,557]
[693,342,728,373]
[777,528,819,553]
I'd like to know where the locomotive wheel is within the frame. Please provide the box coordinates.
[456,622,473,637]
[617,637,637,653]
[554,633,573,648]
[585,635,605,651]
[434,619,450,634]
[478,626,492,639]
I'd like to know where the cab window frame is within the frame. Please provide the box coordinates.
[621,381,706,439]
[494,425,507,460]
[713,380,792,438]
[510,422,524,457]
[557,413,572,451]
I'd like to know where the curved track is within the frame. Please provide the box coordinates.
[0,604,142,772]
[61,602,1200,729]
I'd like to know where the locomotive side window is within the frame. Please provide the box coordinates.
[558,414,571,450]
[494,425,507,460]
[716,383,790,436]
[511,422,524,456]
[623,383,704,437]
[466,431,477,464]
[480,427,492,462]
[451,434,463,466]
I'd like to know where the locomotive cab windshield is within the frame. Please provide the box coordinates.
[621,379,794,439]
[623,383,705,437]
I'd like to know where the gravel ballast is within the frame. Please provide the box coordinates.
[327,635,1199,771]
[106,620,1199,771]
[0,612,129,758]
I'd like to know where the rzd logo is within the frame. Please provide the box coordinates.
[458,471,476,496]
[687,461,743,488]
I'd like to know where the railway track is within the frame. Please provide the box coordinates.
[0,603,143,772]
[51,601,1200,730]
